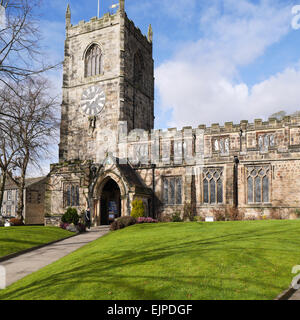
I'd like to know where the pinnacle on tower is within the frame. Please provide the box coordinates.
[119,0,125,12]
[66,3,71,27]
[148,24,153,43]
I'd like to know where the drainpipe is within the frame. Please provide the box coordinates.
[152,164,156,219]
[239,129,243,152]
[233,156,239,208]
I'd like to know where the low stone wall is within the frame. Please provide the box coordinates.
[44,215,62,227]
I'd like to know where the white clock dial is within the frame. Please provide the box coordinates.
[80,85,106,116]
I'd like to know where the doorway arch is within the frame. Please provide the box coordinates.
[99,178,121,225]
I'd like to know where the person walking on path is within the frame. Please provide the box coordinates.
[85,208,91,230]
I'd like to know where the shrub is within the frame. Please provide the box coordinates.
[136,217,158,224]
[183,202,194,222]
[244,215,258,221]
[61,207,79,225]
[212,208,226,221]
[0,217,5,227]
[172,211,183,222]
[270,209,287,220]
[110,216,137,231]
[60,222,69,230]
[225,206,245,221]
[9,218,24,226]
[131,199,145,218]
[77,223,87,233]
[158,214,172,223]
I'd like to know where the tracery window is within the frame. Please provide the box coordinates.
[246,166,270,203]
[85,44,102,77]
[203,168,223,204]
[163,177,182,205]
[257,133,275,152]
[133,143,148,163]
[213,137,230,154]
[64,183,80,208]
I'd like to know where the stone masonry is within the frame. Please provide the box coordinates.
[46,1,300,226]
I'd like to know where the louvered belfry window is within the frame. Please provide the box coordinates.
[85,44,102,77]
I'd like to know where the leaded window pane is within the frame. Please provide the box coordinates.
[176,178,182,204]
[76,186,80,206]
[71,185,75,206]
[163,179,168,204]
[247,166,270,204]
[255,176,261,203]
[203,179,209,203]
[170,178,175,205]
[67,187,71,207]
[217,179,223,203]
[203,168,223,204]
[247,176,253,203]
[262,176,269,203]
[210,179,216,203]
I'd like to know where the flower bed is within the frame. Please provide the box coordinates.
[60,222,86,233]
[136,217,158,224]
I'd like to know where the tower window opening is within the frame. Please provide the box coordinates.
[85,44,102,77]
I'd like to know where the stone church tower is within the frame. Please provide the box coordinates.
[45,0,300,227]
[59,0,154,163]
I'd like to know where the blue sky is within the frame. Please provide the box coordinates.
[38,0,300,128]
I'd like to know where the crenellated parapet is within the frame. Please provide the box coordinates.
[66,13,120,38]
[119,115,300,167]
[124,16,153,48]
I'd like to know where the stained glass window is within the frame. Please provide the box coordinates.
[247,176,253,203]
[203,168,223,204]
[163,177,182,205]
[246,166,270,203]
[217,179,223,203]
[176,178,182,204]
[64,183,80,208]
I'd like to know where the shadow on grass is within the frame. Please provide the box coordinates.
[1,222,299,300]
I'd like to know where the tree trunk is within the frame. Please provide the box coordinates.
[0,170,7,214]
[16,181,25,221]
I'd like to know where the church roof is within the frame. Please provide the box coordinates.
[4,176,47,190]
[117,163,152,196]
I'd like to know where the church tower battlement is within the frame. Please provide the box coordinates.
[59,0,154,163]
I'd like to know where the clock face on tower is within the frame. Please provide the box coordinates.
[80,85,106,116]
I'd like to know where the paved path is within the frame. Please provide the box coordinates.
[288,290,300,300]
[1,226,110,287]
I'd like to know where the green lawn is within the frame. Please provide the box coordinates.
[0,226,74,258]
[1,220,300,300]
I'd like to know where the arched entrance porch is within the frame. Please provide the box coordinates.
[100,178,121,225]
[93,172,128,226]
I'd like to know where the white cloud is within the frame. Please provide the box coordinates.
[155,0,297,127]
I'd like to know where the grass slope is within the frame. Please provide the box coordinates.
[1,220,300,300]
[0,226,74,258]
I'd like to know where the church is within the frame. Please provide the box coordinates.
[45,0,300,226]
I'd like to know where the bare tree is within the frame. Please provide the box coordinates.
[1,78,58,219]
[0,0,59,94]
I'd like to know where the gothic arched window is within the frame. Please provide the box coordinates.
[246,166,270,203]
[64,183,80,208]
[85,44,102,77]
[203,168,223,204]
